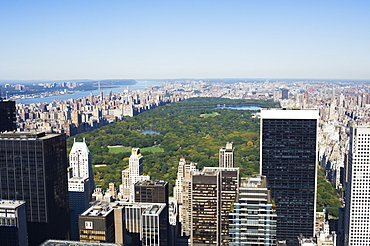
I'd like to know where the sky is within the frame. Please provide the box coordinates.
[0,0,369,80]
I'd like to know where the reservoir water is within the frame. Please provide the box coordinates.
[216,106,262,110]
[140,130,160,135]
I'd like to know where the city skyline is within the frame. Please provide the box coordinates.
[1,1,370,80]
[0,78,360,244]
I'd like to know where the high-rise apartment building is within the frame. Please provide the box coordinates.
[68,139,95,240]
[0,200,28,246]
[129,148,143,177]
[229,175,276,245]
[173,158,197,237]
[219,142,234,168]
[121,148,150,201]
[344,126,370,245]
[0,98,16,132]
[0,132,70,246]
[191,167,239,246]
[261,109,318,246]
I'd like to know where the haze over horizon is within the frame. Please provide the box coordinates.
[1,0,369,80]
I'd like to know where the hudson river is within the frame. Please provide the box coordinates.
[17,80,164,104]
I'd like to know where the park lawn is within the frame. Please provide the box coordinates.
[108,146,132,153]
[108,146,164,154]
[141,146,165,153]
[200,112,220,118]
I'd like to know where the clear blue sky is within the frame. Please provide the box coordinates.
[1,0,369,80]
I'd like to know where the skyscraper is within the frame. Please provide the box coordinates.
[134,180,168,204]
[0,98,16,132]
[121,148,150,201]
[124,203,168,246]
[229,175,276,246]
[134,180,169,246]
[344,126,370,245]
[219,142,234,168]
[173,158,197,237]
[141,204,168,246]
[68,138,95,240]
[260,109,318,246]
[191,167,239,246]
[0,132,70,246]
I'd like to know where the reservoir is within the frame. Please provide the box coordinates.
[140,130,160,135]
[216,106,262,110]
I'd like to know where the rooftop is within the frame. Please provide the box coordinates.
[261,108,319,120]
[41,240,121,246]
[142,204,165,215]
[135,180,167,186]
[80,202,114,217]
[0,199,26,209]
[0,131,63,140]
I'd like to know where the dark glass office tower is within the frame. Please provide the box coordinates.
[260,109,318,246]
[0,132,70,246]
[0,99,16,132]
[134,180,168,204]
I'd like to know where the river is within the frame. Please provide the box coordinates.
[16,80,164,104]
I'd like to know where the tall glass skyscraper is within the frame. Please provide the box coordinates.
[260,109,318,246]
[0,99,16,132]
[0,132,70,246]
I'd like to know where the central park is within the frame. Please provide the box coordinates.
[67,97,342,217]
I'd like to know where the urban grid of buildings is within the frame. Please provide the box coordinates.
[2,79,370,245]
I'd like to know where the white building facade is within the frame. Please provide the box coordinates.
[344,126,370,245]
[68,139,95,240]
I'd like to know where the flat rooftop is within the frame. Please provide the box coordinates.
[261,108,319,120]
[142,204,165,215]
[135,180,167,186]
[0,131,63,140]
[80,201,114,217]
[41,240,121,246]
[0,199,26,209]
